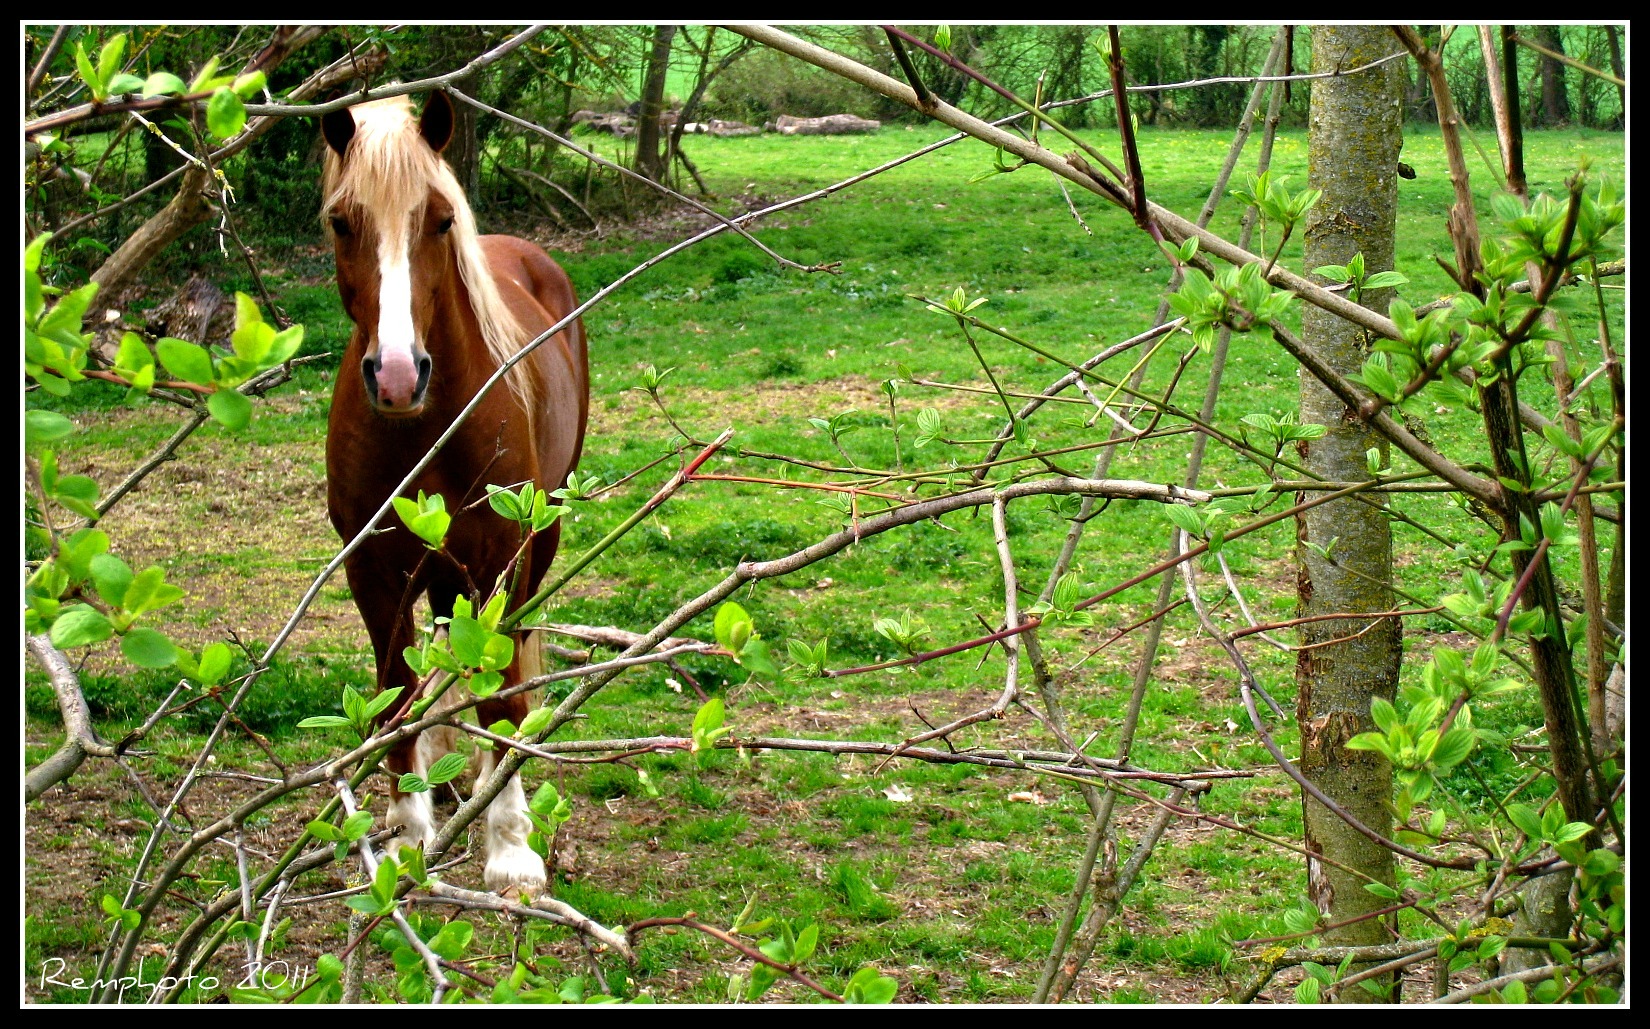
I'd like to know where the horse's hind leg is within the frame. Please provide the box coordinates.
[474,631,547,895]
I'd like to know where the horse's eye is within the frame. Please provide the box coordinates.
[329,215,351,237]
[437,216,454,236]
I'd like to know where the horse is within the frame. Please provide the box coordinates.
[320,91,588,894]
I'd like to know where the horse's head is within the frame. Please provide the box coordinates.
[320,92,466,417]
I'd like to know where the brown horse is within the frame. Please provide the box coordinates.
[320,92,588,894]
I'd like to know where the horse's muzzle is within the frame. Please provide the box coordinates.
[363,350,432,415]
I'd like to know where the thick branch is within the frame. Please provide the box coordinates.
[25,634,116,801]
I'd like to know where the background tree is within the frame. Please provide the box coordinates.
[633,24,677,181]
[1533,25,1573,127]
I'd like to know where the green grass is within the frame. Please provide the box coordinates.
[26,125,1623,1003]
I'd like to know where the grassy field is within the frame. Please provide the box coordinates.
[25,124,1623,1003]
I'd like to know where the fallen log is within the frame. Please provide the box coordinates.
[769,113,881,135]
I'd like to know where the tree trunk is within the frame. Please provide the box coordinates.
[1605,26,1625,129]
[445,76,482,200]
[1402,26,1439,122]
[1187,26,1231,126]
[1535,25,1572,127]
[90,165,215,303]
[634,24,677,182]
[1296,25,1405,1003]
[440,27,486,201]
[89,26,333,301]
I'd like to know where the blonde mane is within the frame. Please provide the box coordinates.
[320,95,537,411]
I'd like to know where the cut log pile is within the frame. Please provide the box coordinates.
[570,110,877,137]
[767,114,882,135]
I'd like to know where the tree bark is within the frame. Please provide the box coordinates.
[1604,26,1625,128]
[444,72,483,201]
[90,165,215,302]
[634,24,678,182]
[1402,26,1439,122]
[1534,25,1572,127]
[1296,25,1405,1003]
[88,26,331,302]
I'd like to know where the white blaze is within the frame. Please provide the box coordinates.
[374,232,419,404]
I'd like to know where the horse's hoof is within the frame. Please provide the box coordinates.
[484,844,548,897]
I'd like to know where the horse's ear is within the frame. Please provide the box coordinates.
[321,107,356,156]
[420,91,455,154]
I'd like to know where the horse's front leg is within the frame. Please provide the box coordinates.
[346,558,440,861]
[474,636,547,896]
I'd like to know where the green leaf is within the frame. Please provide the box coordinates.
[794,923,819,963]
[399,846,430,886]
[847,968,899,1004]
[518,706,554,737]
[1362,271,1409,290]
[693,696,726,738]
[345,894,387,916]
[50,474,101,518]
[468,671,503,698]
[372,852,399,901]
[121,627,179,668]
[107,72,145,95]
[341,810,374,840]
[305,819,344,842]
[1550,821,1592,845]
[122,565,182,616]
[88,553,135,608]
[739,637,778,678]
[196,642,232,685]
[363,686,405,721]
[393,492,450,549]
[1368,696,1399,735]
[95,33,128,91]
[1358,357,1401,401]
[1429,728,1476,771]
[342,685,366,725]
[487,483,524,521]
[426,753,467,786]
[429,920,473,961]
[206,87,247,139]
[25,410,75,451]
[75,41,102,98]
[448,616,487,667]
[208,388,253,430]
[297,715,353,730]
[141,71,187,97]
[232,70,267,99]
[50,605,115,648]
[155,338,215,384]
[112,332,154,376]
[480,632,514,672]
[1295,976,1321,1004]
[1345,731,1395,760]
[714,601,754,655]
[1505,803,1543,840]
[189,55,221,92]
[398,774,430,793]
[1164,504,1203,537]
